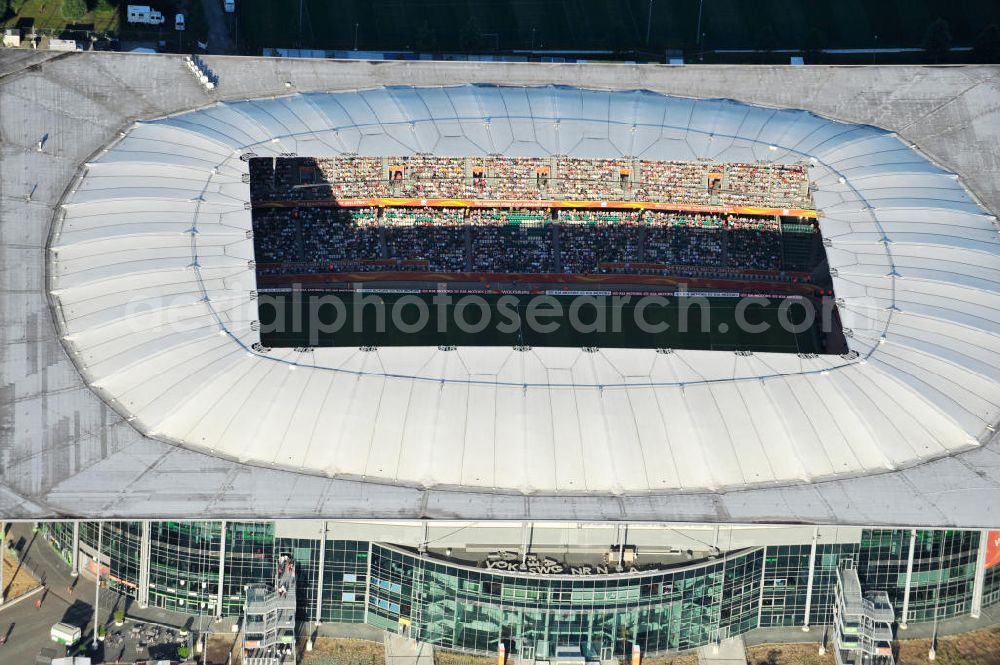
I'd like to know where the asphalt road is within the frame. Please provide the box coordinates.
[0,524,216,663]
[0,532,98,663]
[201,0,234,54]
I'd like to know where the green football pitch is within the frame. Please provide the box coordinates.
[259,291,830,353]
[234,0,999,57]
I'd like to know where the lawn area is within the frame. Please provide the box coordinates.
[232,0,1000,58]
[1,0,119,36]
[2,550,42,602]
[897,625,1000,665]
[434,650,493,665]
[206,632,241,665]
[300,637,385,664]
[747,643,833,665]
[747,627,1000,665]
[0,0,209,50]
[642,653,700,665]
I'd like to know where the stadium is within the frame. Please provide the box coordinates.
[29,520,1000,659]
[2,51,1000,661]
[250,154,832,352]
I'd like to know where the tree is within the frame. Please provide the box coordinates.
[922,18,952,63]
[754,23,777,52]
[61,0,87,21]
[414,20,436,52]
[973,24,1000,63]
[459,17,482,51]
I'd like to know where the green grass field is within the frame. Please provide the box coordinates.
[1,0,119,35]
[259,291,829,352]
[234,0,1000,59]
[0,0,208,47]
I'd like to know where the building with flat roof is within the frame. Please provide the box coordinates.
[38,521,1000,659]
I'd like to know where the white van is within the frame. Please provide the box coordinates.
[224,0,235,13]
[126,5,165,25]
[50,622,82,646]
[175,13,185,31]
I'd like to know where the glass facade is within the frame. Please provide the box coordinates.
[365,544,762,657]
[808,543,861,626]
[275,537,369,624]
[857,529,981,623]
[41,523,1000,658]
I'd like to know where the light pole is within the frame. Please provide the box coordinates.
[92,523,103,650]
[354,23,359,51]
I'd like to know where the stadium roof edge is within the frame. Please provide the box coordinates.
[3,52,1000,524]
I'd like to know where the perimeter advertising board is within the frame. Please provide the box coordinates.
[987,531,1000,570]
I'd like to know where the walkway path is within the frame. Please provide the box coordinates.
[199,0,233,54]
[698,636,747,665]
[3,524,228,662]
[384,633,434,665]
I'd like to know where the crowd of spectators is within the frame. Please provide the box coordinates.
[726,216,782,272]
[468,207,549,226]
[383,206,467,271]
[398,156,467,198]
[558,209,640,224]
[636,160,714,204]
[253,205,800,278]
[250,156,812,208]
[252,207,384,274]
[468,208,554,272]
[643,212,724,268]
[559,223,643,273]
[471,221,555,273]
[315,156,387,198]
[475,157,549,199]
[723,163,808,207]
[556,158,632,200]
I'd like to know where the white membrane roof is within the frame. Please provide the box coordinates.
[47,84,1000,495]
[4,53,1000,523]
